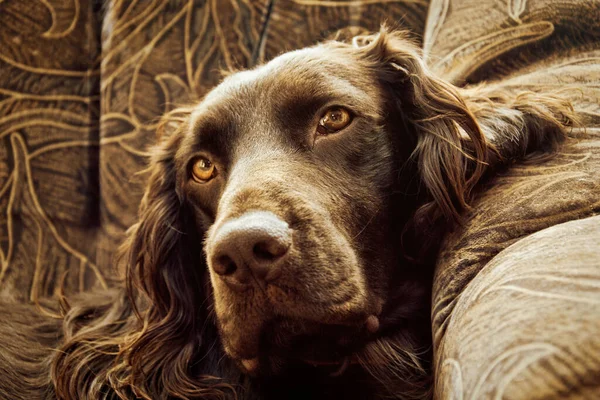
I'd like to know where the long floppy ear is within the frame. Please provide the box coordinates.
[354,28,489,224]
[114,107,232,399]
[124,106,198,319]
[354,27,575,224]
[52,107,234,399]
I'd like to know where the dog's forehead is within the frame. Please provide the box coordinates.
[191,46,375,121]
[235,46,361,89]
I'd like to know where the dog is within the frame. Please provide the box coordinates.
[0,27,575,400]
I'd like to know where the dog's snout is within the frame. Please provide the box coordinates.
[209,212,291,285]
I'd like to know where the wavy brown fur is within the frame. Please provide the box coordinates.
[52,113,237,400]
[0,27,577,400]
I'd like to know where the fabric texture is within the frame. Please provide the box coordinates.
[0,0,102,301]
[424,1,600,397]
[0,0,598,398]
[436,215,600,399]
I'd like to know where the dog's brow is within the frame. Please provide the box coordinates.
[268,72,374,120]
[183,111,236,162]
[319,74,373,106]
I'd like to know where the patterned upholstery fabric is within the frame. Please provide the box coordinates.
[0,0,598,398]
[435,215,600,399]
[0,0,102,301]
[424,1,600,397]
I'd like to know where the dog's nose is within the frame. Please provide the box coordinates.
[208,211,291,284]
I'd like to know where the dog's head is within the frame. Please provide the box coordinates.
[122,27,486,389]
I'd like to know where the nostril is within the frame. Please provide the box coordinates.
[252,241,288,262]
[214,255,237,276]
[253,242,274,261]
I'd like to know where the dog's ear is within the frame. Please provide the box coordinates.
[116,107,228,398]
[354,27,489,223]
[124,107,199,318]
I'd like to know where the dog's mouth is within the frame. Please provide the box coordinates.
[211,253,384,376]
[221,309,381,376]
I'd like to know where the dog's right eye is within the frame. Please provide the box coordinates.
[191,157,217,182]
[317,107,352,135]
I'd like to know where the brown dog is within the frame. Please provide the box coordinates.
[0,28,574,400]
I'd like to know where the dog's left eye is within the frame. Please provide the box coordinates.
[191,157,217,182]
[317,107,352,135]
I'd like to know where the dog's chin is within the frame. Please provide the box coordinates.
[223,314,381,377]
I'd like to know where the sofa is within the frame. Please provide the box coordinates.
[0,0,598,398]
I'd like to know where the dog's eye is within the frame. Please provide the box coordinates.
[317,107,352,135]
[191,157,216,182]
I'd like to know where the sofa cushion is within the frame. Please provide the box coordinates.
[425,0,600,397]
[424,0,600,84]
[0,0,102,302]
[435,215,600,399]
[260,0,428,62]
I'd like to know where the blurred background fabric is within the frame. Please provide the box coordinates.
[0,0,598,398]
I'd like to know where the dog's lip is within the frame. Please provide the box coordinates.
[238,351,353,377]
[226,314,381,374]
[223,340,260,361]
[240,357,260,374]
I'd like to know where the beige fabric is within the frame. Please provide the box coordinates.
[259,0,428,61]
[433,128,600,399]
[435,215,600,399]
[0,0,102,302]
[424,0,600,84]
[426,0,600,398]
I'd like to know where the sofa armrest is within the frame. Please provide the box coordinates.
[435,215,600,399]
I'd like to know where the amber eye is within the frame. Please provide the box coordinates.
[191,157,216,182]
[317,107,352,135]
